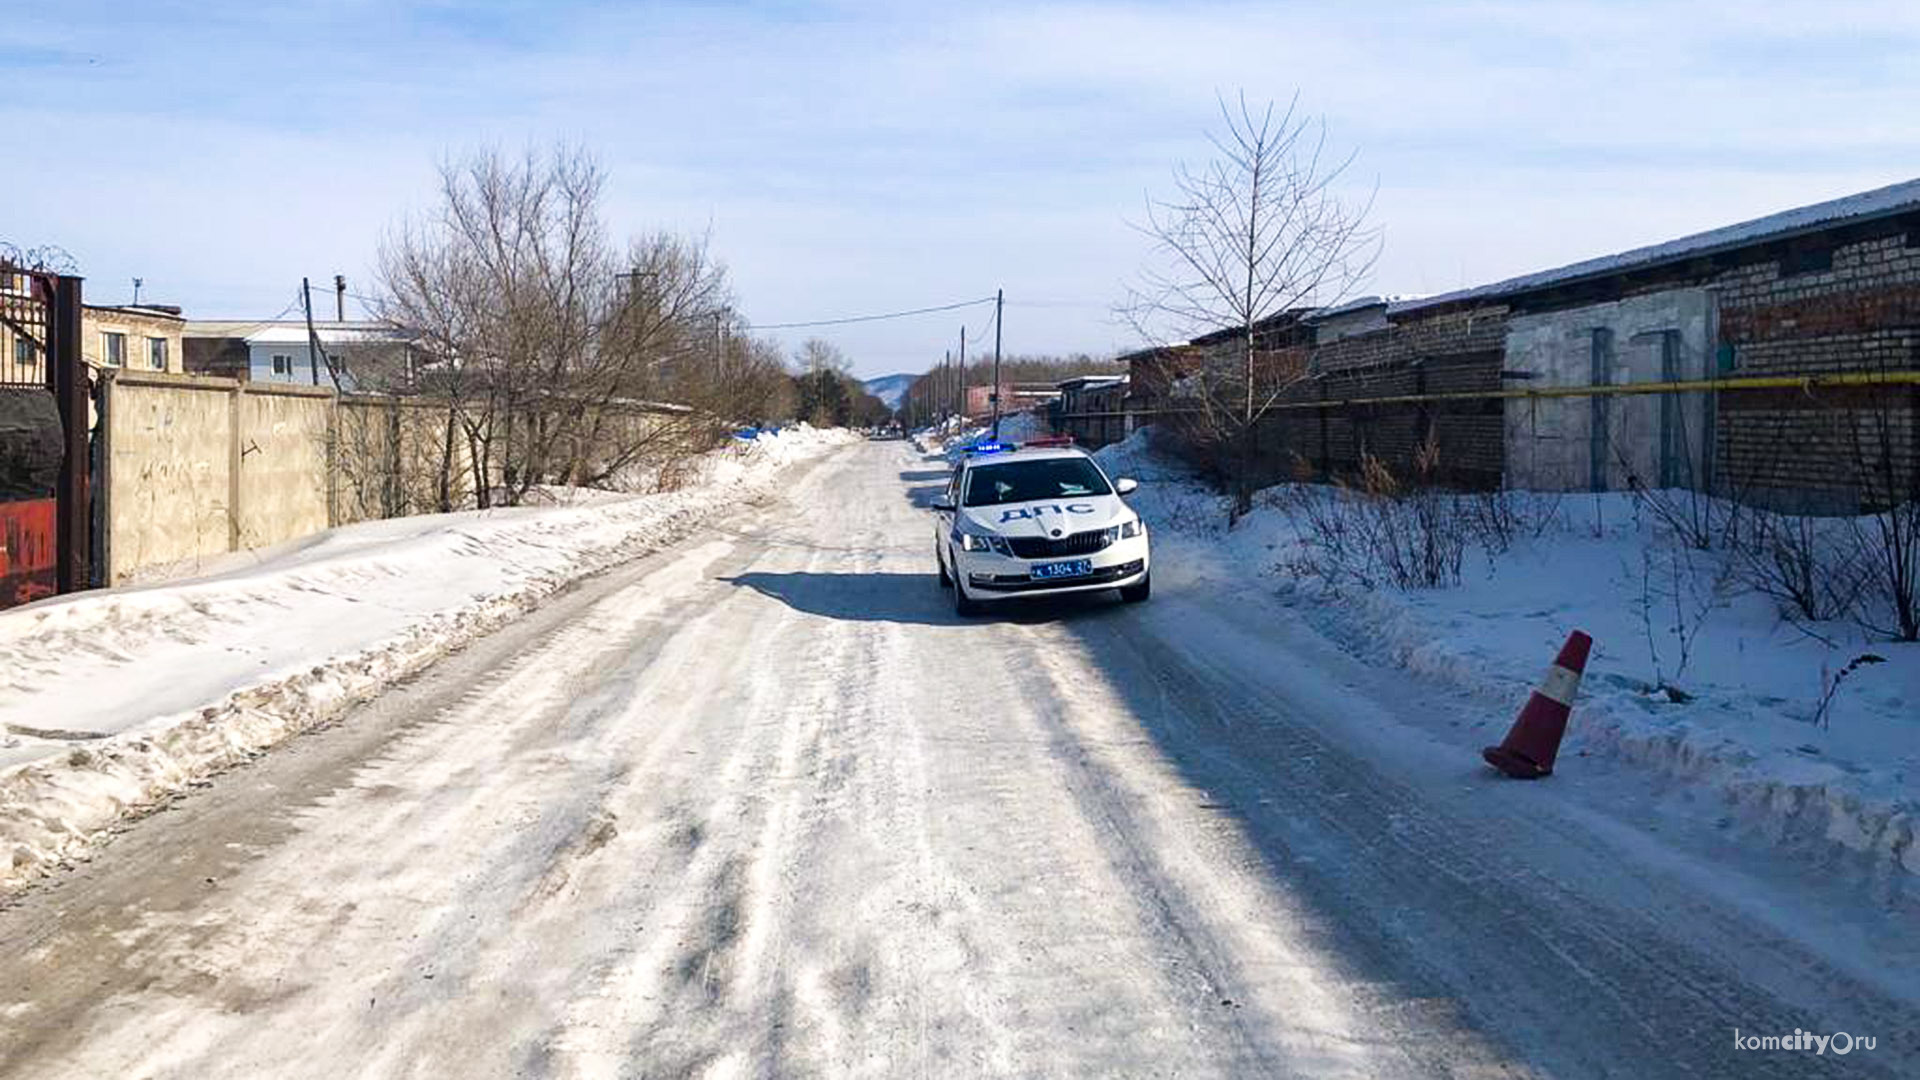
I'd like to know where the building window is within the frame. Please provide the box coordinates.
[13,334,36,369]
[271,353,293,377]
[102,331,126,367]
[148,336,168,370]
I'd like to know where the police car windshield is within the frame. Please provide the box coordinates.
[963,458,1112,508]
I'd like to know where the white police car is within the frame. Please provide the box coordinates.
[931,440,1150,616]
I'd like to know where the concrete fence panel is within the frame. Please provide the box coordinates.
[235,385,333,551]
[103,373,235,580]
[335,396,476,524]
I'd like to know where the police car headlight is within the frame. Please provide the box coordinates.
[1107,520,1144,542]
[959,531,995,552]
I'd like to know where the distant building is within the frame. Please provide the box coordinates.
[1115,345,1203,412]
[184,320,425,390]
[1054,374,1132,448]
[963,381,1060,419]
[2,298,186,382]
[85,304,187,375]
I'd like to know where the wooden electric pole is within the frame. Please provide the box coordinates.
[990,288,1004,439]
[958,325,967,421]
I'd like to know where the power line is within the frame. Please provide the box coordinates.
[745,296,995,331]
[1006,299,1110,310]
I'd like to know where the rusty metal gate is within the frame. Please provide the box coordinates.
[0,265,89,609]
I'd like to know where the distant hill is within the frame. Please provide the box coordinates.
[861,373,916,411]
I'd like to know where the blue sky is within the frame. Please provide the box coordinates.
[7,0,1918,377]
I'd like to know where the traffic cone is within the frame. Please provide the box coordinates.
[1482,631,1593,779]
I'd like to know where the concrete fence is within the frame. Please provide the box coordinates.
[334,393,476,526]
[100,372,473,583]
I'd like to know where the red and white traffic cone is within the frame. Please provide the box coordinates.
[1482,630,1593,780]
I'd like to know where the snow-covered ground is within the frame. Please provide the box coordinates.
[0,425,854,890]
[1095,427,1919,880]
[5,438,1913,1078]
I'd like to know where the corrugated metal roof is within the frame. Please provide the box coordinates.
[1392,176,1920,315]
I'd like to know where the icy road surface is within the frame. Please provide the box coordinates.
[1,441,1913,1078]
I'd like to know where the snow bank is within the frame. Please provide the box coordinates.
[1096,428,1919,881]
[0,425,855,892]
[995,410,1050,444]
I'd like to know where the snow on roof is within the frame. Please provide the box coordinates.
[1393,176,1920,315]
[1305,294,1425,321]
[1305,296,1385,320]
[185,319,415,345]
[1056,374,1128,389]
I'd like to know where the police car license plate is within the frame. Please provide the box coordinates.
[1032,559,1093,580]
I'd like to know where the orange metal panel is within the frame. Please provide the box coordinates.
[0,497,57,609]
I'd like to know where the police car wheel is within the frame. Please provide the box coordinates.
[953,576,983,617]
[937,547,953,588]
[1119,571,1151,604]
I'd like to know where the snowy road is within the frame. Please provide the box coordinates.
[2,441,1913,1078]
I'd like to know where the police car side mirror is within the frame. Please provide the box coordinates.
[1114,477,1139,495]
[930,495,955,512]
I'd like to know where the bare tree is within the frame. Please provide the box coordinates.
[378,146,755,505]
[1120,92,1379,518]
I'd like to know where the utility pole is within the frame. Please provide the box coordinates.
[991,288,1004,440]
[302,277,340,390]
[942,350,951,422]
[303,278,320,385]
[958,325,967,422]
[334,274,347,321]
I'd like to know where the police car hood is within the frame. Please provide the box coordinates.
[964,495,1131,538]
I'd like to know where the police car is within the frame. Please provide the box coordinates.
[931,438,1150,616]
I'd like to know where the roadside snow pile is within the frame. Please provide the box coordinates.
[910,413,1047,459]
[910,417,980,457]
[0,424,854,891]
[996,411,1050,444]
[1096,427,1919,879]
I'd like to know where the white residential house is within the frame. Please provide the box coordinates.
[183,320,425,390]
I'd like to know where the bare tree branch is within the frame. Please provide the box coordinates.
[1118,90,1380,518]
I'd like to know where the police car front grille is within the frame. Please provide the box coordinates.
[1006,530,1111,559]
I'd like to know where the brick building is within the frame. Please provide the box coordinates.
[1401,176,1920,510]
[962,381,1058,420]
[1283,299,1511,488]
[1118,178,1920,506]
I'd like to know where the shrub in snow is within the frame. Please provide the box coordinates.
[1626,495,1735,700]
[1730,508,1870,627]
[1272,444,1470,591]
[1846,501,1920,643]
